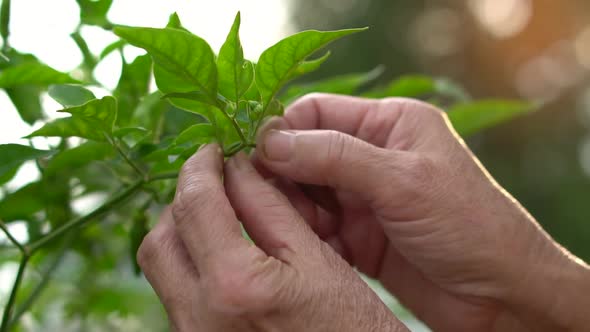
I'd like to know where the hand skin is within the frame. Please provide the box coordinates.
[137,145,408,331]
[252,94,590,332]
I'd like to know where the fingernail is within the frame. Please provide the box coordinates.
[264,130,295,161]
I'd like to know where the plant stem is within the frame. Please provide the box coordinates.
[27,180,144,253]
[0,254,28,332]
[0,0,11,51]
[108,135,147,180]
[0,220,26,254]
[9,234,72,327]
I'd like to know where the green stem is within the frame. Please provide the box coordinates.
[9,234,72,327]
[0,220,26,254]
[107,135,147,181]
[0,254,28,332]
[27,180,144,253]
[0,0,10,51]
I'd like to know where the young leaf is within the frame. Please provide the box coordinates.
[285,51,331,81]
[0,144,53,184]
[115,54,152,125]
[49,84,96,107]
[166,12,187,31]
[0,62,79,87]
[114,27,218,104]
[174,123,215,146]
[26,117,108,141]
[256,28,366,108]
[448,100,536,137]
[217,12,254,102]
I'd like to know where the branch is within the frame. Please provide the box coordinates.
[9,234,72,327]
[0,220,26,254]
[107,135,147,180]
[27,179,144,253]
[0,255,28,332]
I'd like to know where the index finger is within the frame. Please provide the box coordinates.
[279,93,404,147]
[172,144,250,272]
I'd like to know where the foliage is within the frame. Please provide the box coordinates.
[0,1,535,330]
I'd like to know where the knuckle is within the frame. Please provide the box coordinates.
[205,252,284,315]
[172,181,217,226]
[137,227,172,268]
[405,153,439,187]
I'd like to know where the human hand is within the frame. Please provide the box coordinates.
[254,94,590,332]
[137,145,408,331]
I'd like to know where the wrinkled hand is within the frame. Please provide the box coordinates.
[137,145,407,331]
[254,94,590,332]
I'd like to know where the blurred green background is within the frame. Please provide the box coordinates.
[1,0,589,331]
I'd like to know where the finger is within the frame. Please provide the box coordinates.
[172,144,251,272]
[269,178,339,239]
[224,152,319,262]
[257,128,421,207]
[137,207,199,315]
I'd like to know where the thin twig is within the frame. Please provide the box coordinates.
[9,234,73,327]
[107,135,147,180]
[0,220,26,254]
[0,255,29,332]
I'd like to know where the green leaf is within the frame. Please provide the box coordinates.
[256,28,366,108]
[280,66,384,103]
[48,84,96,107]
[448,100,536,137]
[166,12,187,31]
[45,142,114,176]
[285,51,331,81]
[114,54,152,125]
[59,96,117,133]
[114,27,218,103]
[71,31,97,70]
[217,12,254,102]
[364,75,470,102]
[0,182,45,222]
[0,144,53,184]
[113,127,149,138]
[1,0,11,43]
[174,123,215,146]
[76,0,113,27]
[5,85,43,124]
[27,97,118,140]
[26,117,107,141]
[0,62,78,87]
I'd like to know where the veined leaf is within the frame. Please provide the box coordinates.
[27,97,118,140]
[448,100,536,137]
[256,28,366,108]
[0,144,54,184]
[217,12,254,102]
[0,62,78,88]
[166,12,188,31]
[114,27,218,103]
[174,123,215,146]
[59,96,118,133]
[49,84,96,107]
[285,51,331,81]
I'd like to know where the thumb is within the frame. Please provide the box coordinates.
[256,121,414,205]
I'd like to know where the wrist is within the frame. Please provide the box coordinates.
[502,240,590,331]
